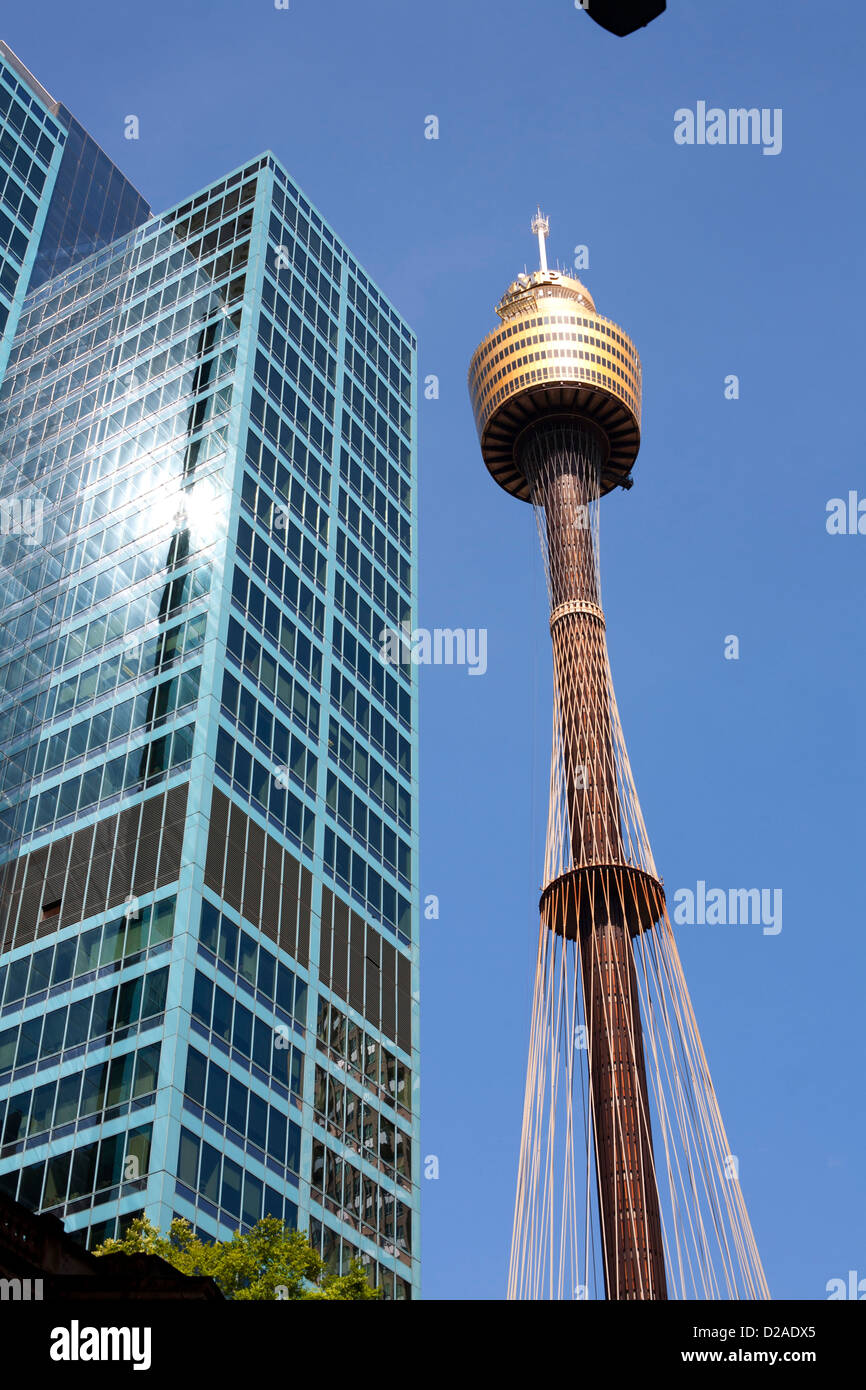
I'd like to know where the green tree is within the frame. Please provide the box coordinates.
[93,1215,381,1301]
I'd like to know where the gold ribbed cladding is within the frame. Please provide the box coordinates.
[467,270,641,500]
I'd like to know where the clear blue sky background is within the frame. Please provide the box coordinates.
[5,0,863,1300]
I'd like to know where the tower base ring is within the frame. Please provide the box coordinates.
[539,863,666,940]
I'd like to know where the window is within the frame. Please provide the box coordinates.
[178,1129,199,1188]
[205,1062,227,1120]
[211,984,233,1042]
[184,1047,207,1105]
[199,1141,220,1203]
[221,1156,242,1217]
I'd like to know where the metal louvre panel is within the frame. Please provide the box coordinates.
[242,820,264,928]
[59,825,95,928]
[246,819,265,873]
[131,830,161,899]
[331,896,349,999]
[0,855,28,951]
[137,791,164,843]
[364,923,382,1030]
[202,789,313,968]
[364,956,380,1030]
[260,872,281,947]
[204,788,229,894]
[164,783,188,826]
[43,837,70,903]
[396,951,411,1054]
[223,803,246,910]
[19,845,49,941]
[318,889,333,990]
[109,804,141,903]
[261,834,283,946]
[379,938,396,1041]
[279,850,299,956]
[348,937,364,1013]
[297,865,312,967]
[157,784,187,887]
[365,925,381,968]
[0,860,15,950]
[83,812,117,918]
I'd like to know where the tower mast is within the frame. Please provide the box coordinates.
[532,208,550,272]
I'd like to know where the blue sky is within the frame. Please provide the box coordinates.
[5,0,863,1300]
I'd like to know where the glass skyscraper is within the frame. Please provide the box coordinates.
[0,44,419,1300]
[0,41,150,378]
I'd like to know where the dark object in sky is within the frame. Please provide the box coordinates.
[583,0,666,36]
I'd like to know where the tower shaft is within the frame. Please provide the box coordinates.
[579,917,666,1299]
[521,421,667,1300]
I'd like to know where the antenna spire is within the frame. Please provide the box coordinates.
[531,208,550,272]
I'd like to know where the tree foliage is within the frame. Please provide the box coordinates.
[93,1215,381,1301]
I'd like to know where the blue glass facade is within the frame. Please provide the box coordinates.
[0,110,419,1294]
[29,105,151,292]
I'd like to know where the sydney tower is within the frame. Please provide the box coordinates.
[468,213,768,1302]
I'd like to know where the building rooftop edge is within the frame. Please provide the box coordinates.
[0,39,60,116]
[263,151,416,343]
[1,40,151,222]
[20,146,416,347]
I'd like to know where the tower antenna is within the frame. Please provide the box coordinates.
[531,208,550,273]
